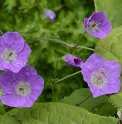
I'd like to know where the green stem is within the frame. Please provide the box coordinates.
[55,70,81,83]
[78,46,94,51]
[76,92,91,106]
[0,30,3,34]
[19,32,70,47]
[51,82,55,101]
[19,32,94,51]
[71,31,86,48]
[53,59,60,83]
[51,59,60,101]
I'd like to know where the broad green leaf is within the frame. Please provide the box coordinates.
[6,103,118,124]
[22,119,47,124]
[95,25,122,68]
[61,88,116,116]
[107,77,122,109]
[94,0,122,28]
[95,26,122,108]
[0,115,20,124]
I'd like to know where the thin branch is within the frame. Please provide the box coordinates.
[19,32,94,51]
[55,70,81,83]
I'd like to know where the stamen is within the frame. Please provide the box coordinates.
[8,52,12,57]
[91,68,107,88]
[87,21,99,33]
[1,48,17,63]
[19,88,24,91]
[15,82,30,96]
[92,24,96,27]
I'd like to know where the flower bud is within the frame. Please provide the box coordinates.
[61,54,83,68]
[43,9,56,21]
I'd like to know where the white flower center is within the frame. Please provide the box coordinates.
[87,21,99,33]
[1,48,17,63]
[15,82,30,96]
[91,68,107,88]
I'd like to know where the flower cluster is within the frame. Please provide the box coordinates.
[57,11,121,98]
[65,53,121,98]
[0,32,44,107]
[0,11,118,108]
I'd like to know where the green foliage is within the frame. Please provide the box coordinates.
[94,1,122,110]
[94,0,122,28]
[1,0,122,123]
[95,25,122,66]
[61,88,116,116]
[108,77,122,109]
[0,115,20,124]
[0,0,96,103]
[0,103,118,124]
[4,0,17,12]
[95,26,122,109]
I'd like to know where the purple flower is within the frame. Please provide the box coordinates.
[64,54,83,67]
[43,9,56,21]
[0,32,31,73]
[0,65,44,108]
[81,54,120,98]
[84,12,112,39]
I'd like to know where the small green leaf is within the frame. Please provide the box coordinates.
[94,0,122,28]
[6,103,118,124]
[61,88,116,116]
[4,0,17,12]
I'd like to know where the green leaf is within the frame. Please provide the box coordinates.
[95,25,122,67]
[94,26,122,108]
[6,103,118,124]
[22,119,47,124]
[4,0,17,12]
[94,0,122,28]
[61,88,116,116]
[0,115,20,124]
[19,0,37,12]
[107,77,122,109]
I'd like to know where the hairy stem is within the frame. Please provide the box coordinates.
[19,32,94,51]
[55,70,81,83]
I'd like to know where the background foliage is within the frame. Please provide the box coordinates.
[0,0,96,103]
[0,0,122,123]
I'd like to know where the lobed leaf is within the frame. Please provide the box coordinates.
[4,0,17,12]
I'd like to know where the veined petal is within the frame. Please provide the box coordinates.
[0,32,31,73]
[0,66,44,108]
[81,54,121,98]
[84,11,112,39]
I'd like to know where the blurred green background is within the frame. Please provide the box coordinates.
[0,0,98,102]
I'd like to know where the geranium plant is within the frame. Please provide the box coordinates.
[0,0,122,124]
